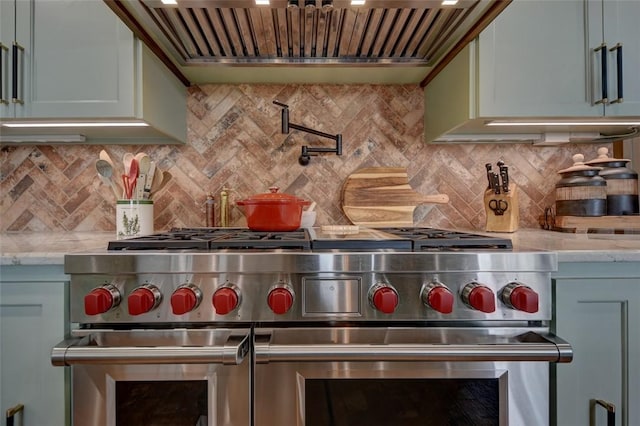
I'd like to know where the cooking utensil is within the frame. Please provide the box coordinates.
[147,168,165,198]
[154,170,171,194]
[95,159,122,199]
[236,186,310,231]
[128,159,139,198]
[99,149,114,166]
[143,161,156,199]
[123,152,134,176]
[135,153,151,200]
[341,167,449,227]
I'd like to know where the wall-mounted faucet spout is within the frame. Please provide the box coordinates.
[273,100,342,166]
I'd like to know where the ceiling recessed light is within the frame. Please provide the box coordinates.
[351,0,365,5]
[255,0,270,4]
[161,0,177,4]
[442,0,458,5]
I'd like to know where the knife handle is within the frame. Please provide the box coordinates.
[500,169,509,193]
[491,172,501,194]
[485,163,493,189]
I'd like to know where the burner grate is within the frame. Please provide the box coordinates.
[377,227,513,251]
[108,228,311,250]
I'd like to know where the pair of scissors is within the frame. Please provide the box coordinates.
[489,199,508,216]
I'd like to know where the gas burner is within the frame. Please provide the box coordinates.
[377,227,513,251]
[108,228,311,251]
[107,227,512,252]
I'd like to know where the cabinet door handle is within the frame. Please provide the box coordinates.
[594,43,608,105]
[609,43,623,104]
[5,403,24,426]
[11,42,24,105]
[0,43,8,105]
[592,399,615,426]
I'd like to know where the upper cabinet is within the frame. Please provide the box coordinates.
[424,0,640,143]
[0,0,186,144]
[588,0,640,117]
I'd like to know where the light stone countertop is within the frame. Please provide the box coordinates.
[1,229,640,266]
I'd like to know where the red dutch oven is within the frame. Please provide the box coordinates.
[236,187,311,231]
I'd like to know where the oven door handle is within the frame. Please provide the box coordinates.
[51,333,250,366]
[255,331,573,364]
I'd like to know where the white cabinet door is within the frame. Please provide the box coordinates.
[554,277,640,426]
[0,267,69,426]
[28,0,135,118]
[477,0,598,118]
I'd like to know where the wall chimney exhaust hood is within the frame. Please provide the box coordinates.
[103,0,512,86]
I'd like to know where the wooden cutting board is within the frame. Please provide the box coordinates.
[341,167,449,227]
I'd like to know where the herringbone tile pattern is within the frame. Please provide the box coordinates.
[1,84,608,233]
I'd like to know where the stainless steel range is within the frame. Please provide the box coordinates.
[52,227,572,426]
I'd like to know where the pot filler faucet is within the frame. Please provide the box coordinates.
[273,100,342,165]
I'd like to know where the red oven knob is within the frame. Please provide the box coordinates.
[501,282,539,313]
[213,286,240,315]
[84,285,120,315]
[128,285,161,316]
[171,285,203,315]
[268,287,294,315]
[462,282,496,313]
[369,284,398,314]
[422,283,454,314]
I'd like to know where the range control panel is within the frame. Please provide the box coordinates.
[72,270,550,324]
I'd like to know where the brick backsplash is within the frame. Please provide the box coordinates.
[1,84,608,233]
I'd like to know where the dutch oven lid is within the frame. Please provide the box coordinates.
[584,147,630,165]
[558,153,602,174]
[237,187,309,205]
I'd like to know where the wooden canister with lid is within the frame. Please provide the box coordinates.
[555,154,606,216]
[585,147,639,215]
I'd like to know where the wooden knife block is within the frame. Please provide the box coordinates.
[484,184,519,232]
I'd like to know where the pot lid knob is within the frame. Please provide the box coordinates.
[269,186,279,193]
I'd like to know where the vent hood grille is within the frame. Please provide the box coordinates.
[146,5,471,64]
[106,1,510,84]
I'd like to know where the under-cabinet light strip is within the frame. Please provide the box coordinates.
[487,120,640,126]
[2,122,149,128]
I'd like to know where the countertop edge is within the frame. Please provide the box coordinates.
[2,229,640,265]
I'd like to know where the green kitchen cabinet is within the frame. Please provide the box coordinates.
[552,262,640,426]
[0,265,69,426]
[424,0,640,143]
[0,0,186,144]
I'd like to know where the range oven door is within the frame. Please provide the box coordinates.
[254,327,572,426]
[51,328,250,426]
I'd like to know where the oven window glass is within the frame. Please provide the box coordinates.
[305,378,499,426]
[115,380,207,426]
